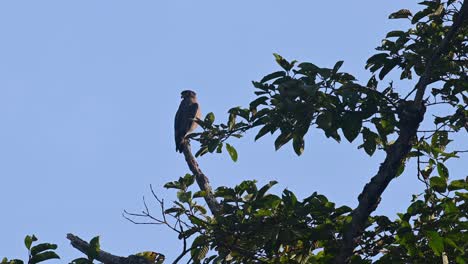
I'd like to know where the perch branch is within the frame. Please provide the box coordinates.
[181,140,222,215]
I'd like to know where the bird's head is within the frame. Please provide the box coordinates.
[181,90,197,99]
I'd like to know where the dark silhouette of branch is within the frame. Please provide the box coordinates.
[335,1,468,262]
[66,233,153,264]
[335,102,425,264]
[181,141,222,215]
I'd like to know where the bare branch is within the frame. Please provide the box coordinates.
[123,193,187,234]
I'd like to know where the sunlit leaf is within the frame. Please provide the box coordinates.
[225,143,238,162]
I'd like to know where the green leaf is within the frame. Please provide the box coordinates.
[427,231,444,256]
[204,112,215,126]
[195,146,209,157]
[335,205,352,216]
[386,30,406,38]
[196,246,209,261]
[255,124,274,141]
[455,191,468,200]
[359,128,378,156]
[396,162,405,177]
[30,243,58,256]
[318,67,332,79]
[292,135,305,156]
[70,257,92,264]
[88,236,100,260]
[388,9,412,19]
[181,173,195,187]
[235,108,250,120]
[29,251,60,264]
[193,205,207,215]
[177,191,192,203]
[260,71,286,83]
[257,194,281,209]
[189,215,207,227]
[164,181,181,190]
[298,62,320,73]
[164,207,185,214]
[214,186,236,198]
[341,112,362,142]
[366,53,388,70]
[282,189,297,206]
[273,53,293,71]
[225,143,238,162]
[216,142,223,153]
[437,163,449,178]
[443,200,459,214]
[412,7,432,24]
[191,235,208,248]
[448,179,466,191]
[249,96,269,109]
[228,113,236,130]
[8,260,24,264]
[430,176,447,193]
[2,259,24,264]
[207,140,219,153]
[257,181,278,198]
[332,60,344,74]
[316,112,333,130]
[378,59,398,80]
[366,75,378,89]
[274,132,293,151]
[429,4,444,17]
[456,256,466,264]
[407,200,425,215]
[431,131,449,150]
[24,235,37,250]
[193,190,207,198]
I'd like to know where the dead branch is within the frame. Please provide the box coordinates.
[66,233,153,264]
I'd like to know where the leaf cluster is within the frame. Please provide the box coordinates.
[1,235,60,264]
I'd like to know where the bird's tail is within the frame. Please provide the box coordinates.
[175,137,185,153]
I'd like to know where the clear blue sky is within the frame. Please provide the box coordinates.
[1,1,465,262]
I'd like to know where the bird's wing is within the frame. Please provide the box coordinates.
[183,102,200,133]
[174,102,200,152]
[174,103,185,151]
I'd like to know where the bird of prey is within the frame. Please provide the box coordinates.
[174,90,201,152]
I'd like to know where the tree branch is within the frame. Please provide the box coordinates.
[66,233,153,264]
[413,0,468,105]
[335,1,468,262]
[181,141,222,215]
